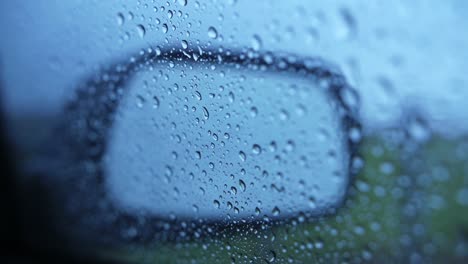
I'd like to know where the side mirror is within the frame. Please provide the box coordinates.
[39,47,361,242]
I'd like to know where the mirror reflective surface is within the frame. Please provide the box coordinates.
[104,51,354,221]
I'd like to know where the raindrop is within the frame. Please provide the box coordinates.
[340,88,359,109]
[136,95,145,108]
[308,197,316,209]
[315,240,324,249]
[165,166,173,177]
[251,34,263,51]
[152,96,160,109]
[155,46,162,55]
[263,52,274,63]
[295,104,306,116]
[136,24,146,38]
[199,187,205,195]
[231,186,237,195]
[285,140,295,152]
[255,207,261,216]
[250,106,258,117]
[181,40,188,49]
[162,23,169,33]
[349,127,361,143]
[202,107,210,120]
[116,12,125,26]
[272,206,280,216]
[407,116,430,142]
[178,0,188,6]
[297,212,305,223]
[267,250,276,263]
[239,180,246,192]
[336,7,357,40]
[252,144,261,155]
[127,11,134,21]
[305,27,319,44]
[213,199,220,209]
[228,91,235,103]
[239,151,246,162]
[207,26,218,39]
[279,109,289,121]
[268,141,277,152]
[194,90,202,100]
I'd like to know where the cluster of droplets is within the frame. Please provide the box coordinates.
[86,36,370,262]
[98,1,468,263]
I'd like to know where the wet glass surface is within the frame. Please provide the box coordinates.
[1,1,468,263]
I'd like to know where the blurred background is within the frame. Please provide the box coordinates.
[1,0,468,263]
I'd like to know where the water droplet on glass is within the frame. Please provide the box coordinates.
[295,104,306,116]
[239,180,246,192]
[315,240,324,249]
[152,96,160,109]
[272,206,280,216]
[207,26,218,39]
[202,107,209,120]
[251,34,262,51]
[228,91,235,103]
[165,165,173,177]
[308,197,316,209]
[267,250,276,263]
[136,95,145,108]
[250,106,258,117]
[348,127,361,143]
[252,144,261,155]
[285,140,295,152]
[279,109,289,121]
[194,90,202,100]
[167,10,173,19]
[269,141,277,152]
[335,7,357,40]
[239,151,246,162]
[407,116,430,142]
[255,207,261,216]
[116,12,125,26]
[199,187,206,195]
[162,23,169,33]
[340,87,359,109]
[136,24,146,38]
[181,40,188,49]
[231,186,237,195]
